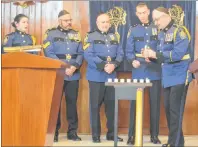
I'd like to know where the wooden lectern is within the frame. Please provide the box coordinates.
[2,52,67,146]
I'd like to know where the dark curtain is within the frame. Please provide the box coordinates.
[89,1,196,71]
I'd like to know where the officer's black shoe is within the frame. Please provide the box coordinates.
[54,134,58,142]
[151,136,161,144]
[127,136,135,145]
[162,143,173,147]
[67,132,81,141]
[106,136,123,142]
[162,143,175,147]
[92,136,101,143]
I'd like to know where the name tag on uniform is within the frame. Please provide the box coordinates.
[165,33,173,41]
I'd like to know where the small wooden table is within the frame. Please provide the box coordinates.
[105,82,152,146]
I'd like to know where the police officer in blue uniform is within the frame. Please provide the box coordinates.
[142,7,192,147]
[83,13,124,143]
[126,2,161,145]
[43,10,83,142]
[2,14,36,52]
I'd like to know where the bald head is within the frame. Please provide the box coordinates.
[96,13,111,33]
[97,13,109,22]
[152,7,171,29]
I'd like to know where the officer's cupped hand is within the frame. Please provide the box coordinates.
[145,58,151,63]
[132,60,140,68]
[141,48,149,58]
[142,48,157,59]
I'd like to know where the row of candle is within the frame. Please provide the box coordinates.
[107,78,151,83]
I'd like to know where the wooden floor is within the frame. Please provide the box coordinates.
[53,134,198,146]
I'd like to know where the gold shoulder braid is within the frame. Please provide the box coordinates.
[173,26,191,42]
[43,27,56,40]
[168,5,191,42]
[83,34,90,50]
[3,35,9,45]
[31,35,36,45]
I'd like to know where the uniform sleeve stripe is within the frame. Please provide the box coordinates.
[43,41,50,49]
[83,43,90,50]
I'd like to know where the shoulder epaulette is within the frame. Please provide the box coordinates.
[127,25,137,38]
[173,25,191,42]
[87,30,96,34]
[132,24,138,27]
[31,35,36,45]
[71,28,79,32]
[6,32,15,36]
[46,27,56,33]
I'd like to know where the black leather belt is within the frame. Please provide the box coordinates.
[56,54,77,60]
[98,56,116,62]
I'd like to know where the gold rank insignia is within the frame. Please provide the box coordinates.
[3,35,8,45]
[110,34,115,40]
[179,30,187,39]
[66,54,71,60]
[43,41,50,49]
[83,34,90,50]
[107,56,112,62]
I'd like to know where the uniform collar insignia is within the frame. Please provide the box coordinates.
[96,29,108,35]
[140,22,150,27]
[57,26,71,33]
[16,30,26,35]
[163,20,174,32]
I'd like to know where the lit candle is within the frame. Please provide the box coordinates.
[139,79,144,83]
[108,78,112,82]
[120,79,125,83]
[146,78,150,83]
[114,78,118,82]
[133,79,138,83]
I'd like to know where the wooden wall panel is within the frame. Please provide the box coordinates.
[1,1,198,135]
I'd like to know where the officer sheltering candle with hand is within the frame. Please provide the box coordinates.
[142,6,192,147]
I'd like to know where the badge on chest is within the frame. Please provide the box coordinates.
[152,28,158,35]
[165,33,173,42]
[109,34,115,40]
[68,33,81,42]
[68,33,74,39]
